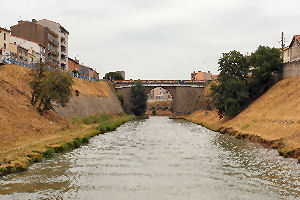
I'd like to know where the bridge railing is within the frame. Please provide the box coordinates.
[113,80,208,84]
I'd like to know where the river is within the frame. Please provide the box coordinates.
[0,117,299,199]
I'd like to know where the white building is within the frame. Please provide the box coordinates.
[37,19,69,71]
[10,36,45,63]
[0,27,11,59]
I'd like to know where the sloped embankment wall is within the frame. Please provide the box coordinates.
[54,79,123,118]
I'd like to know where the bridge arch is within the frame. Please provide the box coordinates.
[114,80,205,117]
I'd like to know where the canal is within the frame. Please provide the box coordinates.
[0,117,299,199]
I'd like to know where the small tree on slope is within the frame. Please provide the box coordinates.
[30,63,74,115]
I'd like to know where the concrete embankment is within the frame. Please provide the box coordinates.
[185,76,300,162]
[0,64,134,176]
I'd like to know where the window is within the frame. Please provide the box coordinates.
[3,43,6,49]
[19,49,22,54]
[4,32,6,41]
[30,57,33,63]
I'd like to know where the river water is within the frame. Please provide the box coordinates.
[0,117,299,200]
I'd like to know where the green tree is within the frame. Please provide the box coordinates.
[247,46,281,101]
[211,50,250,118]
[30,64,74,114]
[104,72,124,80]
[130,81,147,116]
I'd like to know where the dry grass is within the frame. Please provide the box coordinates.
[73,78,110,97]
[0,65,74,153]
[186,77,300,157]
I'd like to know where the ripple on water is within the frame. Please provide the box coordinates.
[0,117,299,200]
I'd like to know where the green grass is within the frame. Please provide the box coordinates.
[72,114,112,125]
[0,114,136,177]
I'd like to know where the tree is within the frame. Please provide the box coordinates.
[130,81,147,116]
[211,50,250,118]
[104,72,124,81]
[30,63,74,114]
[247,46,281,101]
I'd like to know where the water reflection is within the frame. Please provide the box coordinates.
[0,117,299,200]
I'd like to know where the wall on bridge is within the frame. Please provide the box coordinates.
[116,86,203,116]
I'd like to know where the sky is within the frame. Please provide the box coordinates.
[2,0,300,80]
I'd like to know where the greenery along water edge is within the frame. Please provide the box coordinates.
[0,114,136,176]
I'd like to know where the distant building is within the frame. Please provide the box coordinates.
[68,57,79,73]
[78,64,89,76]
[191,71,213,81]
[11,19,69,70]
[281,47,291,63]
[289,35,300,62]
[0,27,11,59]
[10,35,45,63]
[148,87,172,102]
[116,71,125,79]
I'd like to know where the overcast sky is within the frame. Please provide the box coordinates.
[2,0,300,79]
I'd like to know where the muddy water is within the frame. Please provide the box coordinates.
[0,117,299,200]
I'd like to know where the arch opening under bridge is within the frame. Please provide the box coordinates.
[114,80,207,117]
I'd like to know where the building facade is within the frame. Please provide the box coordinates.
[68,57,79,73]
[11,19,68,70]
[148,87,172,102]
[0,27,11,59]
[37,19,69,70]
[10,35,45,63]
[191,71,213,81]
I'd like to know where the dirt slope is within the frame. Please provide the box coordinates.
[0,64,73,152]
[0,64,122,157]
[186,76,300,159]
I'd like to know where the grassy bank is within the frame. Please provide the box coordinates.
[0,114,136,176]
[185,76,300,163]
[185,110,300,163]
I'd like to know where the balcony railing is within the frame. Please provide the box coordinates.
[48,45,59,56]
[48,34,59,46]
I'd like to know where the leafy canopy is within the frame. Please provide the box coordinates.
[211,46,281,118]
[211,50,250,118]
[104,72,124,81]
[30,63,74,114]
[130,81,147,116]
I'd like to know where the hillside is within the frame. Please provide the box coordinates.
[0,64,122,162]
[186,76,300,159]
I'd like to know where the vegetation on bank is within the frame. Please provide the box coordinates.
[30,63,74,115]
[0,113,136,176]
[211,46,281,118]
[130,80,147,116]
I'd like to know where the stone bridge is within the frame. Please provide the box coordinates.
[113,80,208,117]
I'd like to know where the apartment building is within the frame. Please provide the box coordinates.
[11,19,69,70]
[0,27,11,58]
[37,19,69,70]
[10,36,45,63]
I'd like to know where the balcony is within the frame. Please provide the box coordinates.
[61,45,66,53]
[48,45,59,56]
[48,34,59,47]
[61,37,66,44]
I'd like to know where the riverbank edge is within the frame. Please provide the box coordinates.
[184,116,300,163]
[0,115,136,176]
